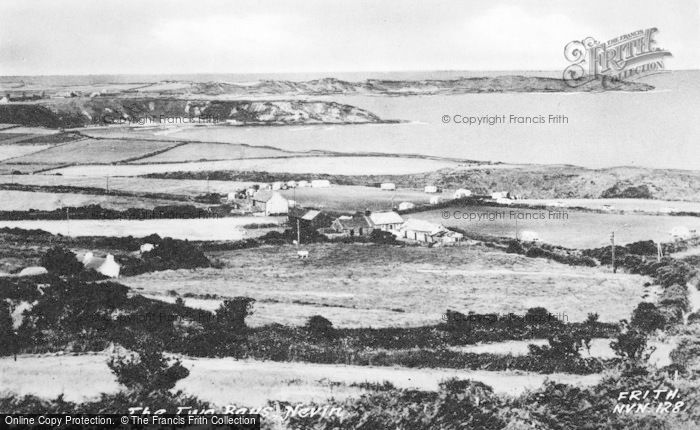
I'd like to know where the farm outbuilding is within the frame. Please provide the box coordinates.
[397,219,463,244]
[311,179,331,188]
[380,183,396,191]
[424,185,439,193]
[430,196,442,205]
[332,214,373,237]
[257,192,289,215]
[298,180,310,188]
[368,211,404,231]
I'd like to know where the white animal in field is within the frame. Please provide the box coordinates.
[297,250,309,259]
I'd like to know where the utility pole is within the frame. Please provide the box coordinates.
[610,231,616,273]
[515,218,519,240]
[297,219,301,247]
[105,176,109,193]
[66,207,70,236]
[657,242,663,262]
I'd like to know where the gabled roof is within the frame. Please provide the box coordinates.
[369,211,404,225]
[400,218,444,234]
[335,215,371,230]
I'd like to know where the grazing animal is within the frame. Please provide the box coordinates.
[297,250,309,259]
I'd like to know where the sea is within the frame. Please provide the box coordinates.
[1,70,699,171]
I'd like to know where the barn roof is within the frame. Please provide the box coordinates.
[369,211,404,225]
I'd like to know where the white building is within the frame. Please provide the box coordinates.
[286,180,298,188]
[380,183,396,191]
[397,219,463,244]
[430,196,442,205]
[311,179,331,188]
[272,181,285,190]
[253,191,289,215]
[424,185,438,193]
[398,201,415,211]
[140,243,155,253]
[453,189,472,199]
[298,180,310,188]
[0,96,9,104]
[368,211,404,231]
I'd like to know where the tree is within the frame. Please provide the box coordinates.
[40,247,83,276]
[215,297,255,330]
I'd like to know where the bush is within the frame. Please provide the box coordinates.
[40,247,83,276]
[369,229,399,245]
[108,343,189,393]
[215,297,255,330]
[306,315,334,338]
[630,302,666,332]
[0,302,17,357]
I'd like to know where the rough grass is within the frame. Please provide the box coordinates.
[132,142,291,163]
[120,243,652,327]
[10,139,180,164]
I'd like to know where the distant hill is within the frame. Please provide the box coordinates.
[0,98,386,128]
[153,76,653,97]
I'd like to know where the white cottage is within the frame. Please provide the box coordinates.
[82,252,121,278]
[453,189,472,199]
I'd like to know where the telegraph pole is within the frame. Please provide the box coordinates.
[297,219,301,246]
[610,232,616,273]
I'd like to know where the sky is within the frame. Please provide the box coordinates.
[1,0,698,75]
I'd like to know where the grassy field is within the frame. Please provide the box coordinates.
[120,243,653,326]
[10,139,180,164]
[0,216,284,240]
[0,353,604,405]
[406,206,700,249]
[0,145,53,161]
[0,190,191,211]
[133,142,294,163]
[47,156,457,177]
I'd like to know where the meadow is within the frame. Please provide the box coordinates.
[0,190,188,211]
[0,217,284,240]
[133,142,294,163]
[47,156,457,176]
[0,352,604,406]
[10,139,181,164]
[120,243,653,326]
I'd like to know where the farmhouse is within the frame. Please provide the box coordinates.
[0,96,9,104]
[298,180,310,188]
[311,179,331,188]
[380,183,396,191]
[454,189,472,198]
[368,211,404,231]
[519,230,540,242]
[424,185,439,193]
[430,196,442,205]
[332,213,373,236]
[81,252,121,278]
[397,219,463,244]
[252,191,289,215]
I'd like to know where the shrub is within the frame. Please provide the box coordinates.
[108,343,189,393]
[40,247,83,276]
[369,230,399,245]
[630,302,666,332]
[0,302,17,357]
[215,297,255,330]
[611,328,648,362]
[306,315,334,338]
